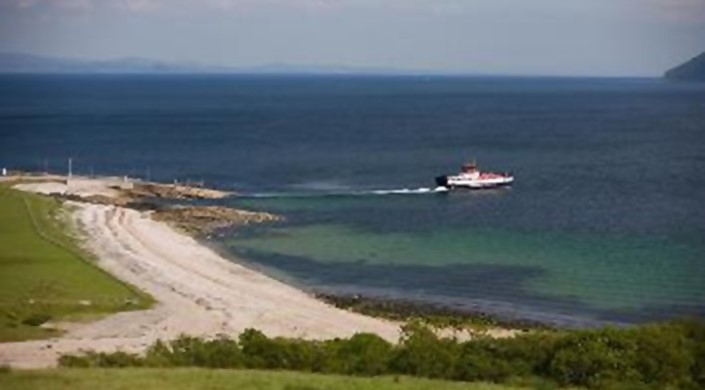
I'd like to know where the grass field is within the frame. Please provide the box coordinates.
[0,368,551,390]
[0,185,152,342]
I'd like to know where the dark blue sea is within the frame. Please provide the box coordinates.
[2,74,704,327]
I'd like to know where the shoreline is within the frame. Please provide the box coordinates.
[0,177,401,368]
[6,173,233,202]
[315,293,553,332]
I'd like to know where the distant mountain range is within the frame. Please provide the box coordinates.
[665,52,705,81]
[7,51,705,79]
[0,52,420,75]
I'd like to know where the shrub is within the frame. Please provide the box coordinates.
[55,319,705,389]
[201,337,244,368]
[454,332,560,382]
[275,338,321,371]
[391,322,459,379]
[453,338,516,382]
[239,328,293,369]
[678,319,705,388]
[58,354,92,368]
[59,351,142,368]
[632,323,694,388]
[547,327,641,388]
[330,333,393,376]
[94,351,144,368]
[144,335,243,368]
[143,340,174,367]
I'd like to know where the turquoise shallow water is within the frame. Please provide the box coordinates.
[231,224,704,310]
[223,193,705,327]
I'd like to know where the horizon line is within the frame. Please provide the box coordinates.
[0,51,668,79]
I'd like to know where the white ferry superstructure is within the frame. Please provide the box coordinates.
[435,161,513,190]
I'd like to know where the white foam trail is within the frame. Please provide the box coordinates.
[244,186,448,199]
[370,187,448,195]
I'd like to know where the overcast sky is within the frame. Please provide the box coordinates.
[1,0,703,76]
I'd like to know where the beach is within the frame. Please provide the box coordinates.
[0,179,400,368]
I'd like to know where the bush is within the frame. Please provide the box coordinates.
[58,354,92,368]
[57,319,705,389]
[239,328,305,370]
[59,351,142,368]
[390,322,459,379]
[454,332,558,383]
[453,339,516,382]
[632,323,694,388]
[679,319,705,388]
[274,338,321,371]
[548,327,642,388]
[328,333,393,376]
[145,335,243,368]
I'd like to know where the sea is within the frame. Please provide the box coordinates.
[1,74,704,327]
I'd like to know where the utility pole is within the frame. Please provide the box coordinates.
[68,157,73,178]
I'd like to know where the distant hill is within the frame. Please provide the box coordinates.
[0,52,234,74]
[665,52,705,81]
[0,52,414,75]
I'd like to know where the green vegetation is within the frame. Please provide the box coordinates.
[0,368,534,390]
[0,186,152,342]
[60,320,705,389]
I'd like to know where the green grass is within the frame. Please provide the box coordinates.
[0,368,548,390]
[0,186,152,342]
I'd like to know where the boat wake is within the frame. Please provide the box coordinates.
[370,187,449,195]
[244,187,448,199]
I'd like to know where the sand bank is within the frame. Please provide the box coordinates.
[0,196,399,368]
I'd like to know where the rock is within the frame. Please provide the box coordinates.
[151,206,282,236]
[126,183,232,200]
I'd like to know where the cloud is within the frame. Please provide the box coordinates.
[4,0,94,9]
[635,0,705,23]
[1,0,162,13]
[0,0,442,13]
[124,0,159,12]
[200,0,338,11]
[4,0,704,22]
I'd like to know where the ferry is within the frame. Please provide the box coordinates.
[435,161,513,189]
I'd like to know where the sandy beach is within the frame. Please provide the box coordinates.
[0,179,400,368]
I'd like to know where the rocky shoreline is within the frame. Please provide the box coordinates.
[151,206,281,236]
[125,182,232,201]
[316,293,552,332]
[54,194,281,236]
[10,174,280,237]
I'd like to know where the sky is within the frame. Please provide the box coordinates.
[0,0,704,76]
